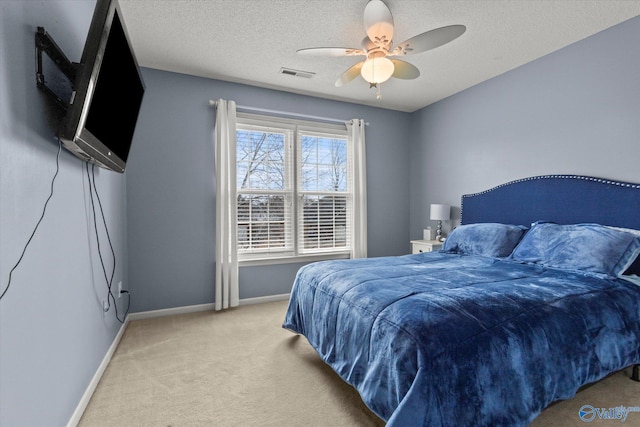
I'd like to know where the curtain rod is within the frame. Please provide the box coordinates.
[209,100,368,126]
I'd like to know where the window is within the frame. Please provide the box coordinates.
[236,114,352,262]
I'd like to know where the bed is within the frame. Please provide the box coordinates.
[283,174,640,426]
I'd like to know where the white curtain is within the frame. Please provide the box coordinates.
[214,99,239,310]
[347,119,367,259]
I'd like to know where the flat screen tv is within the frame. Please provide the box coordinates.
[58,0,145,173]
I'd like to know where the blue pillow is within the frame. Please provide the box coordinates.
[442,223,528,258]
[607,226,640,276]
[510,222,640,277]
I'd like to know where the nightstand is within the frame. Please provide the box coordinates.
[411,239,443,254]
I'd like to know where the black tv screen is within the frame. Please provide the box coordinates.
[59,0,144,173]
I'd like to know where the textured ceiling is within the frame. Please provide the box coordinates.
[118,0,640,112]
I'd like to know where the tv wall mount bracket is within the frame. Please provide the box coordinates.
[35,26,79,112]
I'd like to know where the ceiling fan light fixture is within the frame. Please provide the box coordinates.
[360,57,394,84]
[297,0,465,98]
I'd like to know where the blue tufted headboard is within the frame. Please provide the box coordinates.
[461,175,640,230]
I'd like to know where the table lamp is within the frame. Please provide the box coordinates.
[430,204,451,241]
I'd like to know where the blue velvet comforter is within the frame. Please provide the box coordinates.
[283,252,640,426]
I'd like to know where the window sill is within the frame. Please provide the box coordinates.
[238,252,351,267]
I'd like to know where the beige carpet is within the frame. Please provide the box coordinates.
[79,300,640,427]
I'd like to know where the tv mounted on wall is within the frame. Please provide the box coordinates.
[36,0,144,173]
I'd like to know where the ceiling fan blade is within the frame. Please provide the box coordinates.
[335,62,364,87]
[364,0,394,47]
[297,47,365,57]
[390,59,420,80]
[361,36,376,51]
[391,25,466,56]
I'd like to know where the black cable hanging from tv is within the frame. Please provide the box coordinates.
[85,163,130,323]
[0,138,62,301]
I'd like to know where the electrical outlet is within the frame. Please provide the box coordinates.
[118,281,123,298]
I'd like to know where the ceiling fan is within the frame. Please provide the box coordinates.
[297,0,466,99]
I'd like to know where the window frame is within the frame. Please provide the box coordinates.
[236,113,352,266]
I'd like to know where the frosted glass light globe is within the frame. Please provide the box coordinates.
[360,57,394,84]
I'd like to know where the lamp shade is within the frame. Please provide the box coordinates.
[430,204,450,221]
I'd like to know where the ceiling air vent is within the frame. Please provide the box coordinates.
[280,67,315,79]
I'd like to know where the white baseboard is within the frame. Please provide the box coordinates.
[239,292,290,306]
[67,293,290,426]
[66,317,129,427]
[127,293,290,321]
[127,302,216,321]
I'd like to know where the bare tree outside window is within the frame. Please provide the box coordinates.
[236,129,288,251]
[235,121,351,259]
[300,134,349,250]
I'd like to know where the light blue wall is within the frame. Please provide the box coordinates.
[3,2,639,424]
[126,69,412,312]
[0,1,130,426]
[409,16,640,239]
